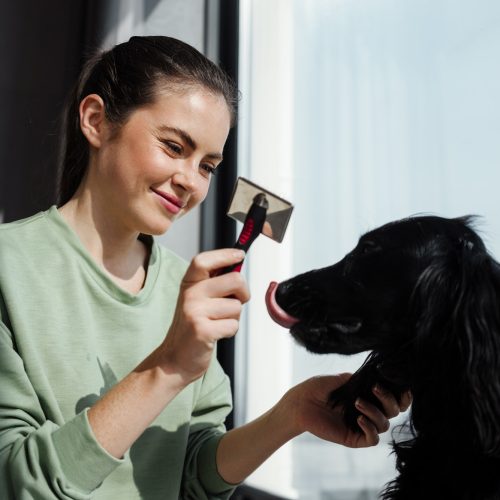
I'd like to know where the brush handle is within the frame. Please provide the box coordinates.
[218,197,268,274]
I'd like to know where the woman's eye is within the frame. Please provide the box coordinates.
[163,141,183,155]
[200,164,216,176]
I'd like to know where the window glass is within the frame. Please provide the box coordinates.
[237,0,500,497]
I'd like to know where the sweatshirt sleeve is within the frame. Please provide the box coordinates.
[0,321,123,500]
[181,356,239,499]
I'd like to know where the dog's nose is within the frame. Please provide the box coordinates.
[278,280,294,294]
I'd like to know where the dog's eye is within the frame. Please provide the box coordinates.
[359,241,380,255]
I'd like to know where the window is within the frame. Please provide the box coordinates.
[236,0,500,498]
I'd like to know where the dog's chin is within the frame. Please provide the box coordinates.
[290,320,366,355]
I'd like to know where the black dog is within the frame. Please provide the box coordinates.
[265,215,500,500]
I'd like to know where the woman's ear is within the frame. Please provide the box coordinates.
[79,94,106,148]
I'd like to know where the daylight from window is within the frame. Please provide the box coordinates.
[237,0,500,498]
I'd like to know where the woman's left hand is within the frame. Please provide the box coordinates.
[216,373,412,484]
[282,373,412,448]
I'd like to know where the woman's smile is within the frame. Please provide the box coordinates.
[150,187,187,215]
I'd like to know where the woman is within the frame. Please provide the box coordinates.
[0,36,409,499]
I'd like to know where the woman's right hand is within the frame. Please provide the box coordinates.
[160,249,250,384]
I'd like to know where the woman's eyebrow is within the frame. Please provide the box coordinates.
[157,125,223,161]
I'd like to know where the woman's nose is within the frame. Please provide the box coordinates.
[172,160,197,192]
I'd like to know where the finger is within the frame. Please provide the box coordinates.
[372,384,400,419]
[355,398,390,434]
[202,272,251,303]
[184,249,246,284]
[357,415,380,447]
[207,297,243,320]
[311,372,352,392]
[334,372,353,385]
[399,390,413,412]
[211,318,240,339]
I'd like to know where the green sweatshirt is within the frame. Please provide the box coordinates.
[0,207,236,499]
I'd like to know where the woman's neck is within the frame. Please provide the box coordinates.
[58,194,149,294]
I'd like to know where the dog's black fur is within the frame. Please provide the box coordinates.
[273,215,500,499]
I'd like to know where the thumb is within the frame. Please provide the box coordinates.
[311,373,352,393]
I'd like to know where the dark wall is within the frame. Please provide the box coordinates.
[0,1,101,222]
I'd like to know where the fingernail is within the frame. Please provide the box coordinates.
[233,250,245,259]
[373,384,381,394]
[355,398,362,409]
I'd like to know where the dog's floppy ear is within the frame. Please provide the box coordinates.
[410,241,500,457]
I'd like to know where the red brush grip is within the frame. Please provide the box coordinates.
[216,196,267,275]
[235,213,264,253]
[238,219,255,246]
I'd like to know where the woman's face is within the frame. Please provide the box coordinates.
[89,87,231,236]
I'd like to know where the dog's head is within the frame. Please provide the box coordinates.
[266,215,490,355]
[267,214,500,456]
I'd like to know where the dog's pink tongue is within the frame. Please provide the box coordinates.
[265,281,299,329]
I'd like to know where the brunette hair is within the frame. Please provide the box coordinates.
[57,36,238,206]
